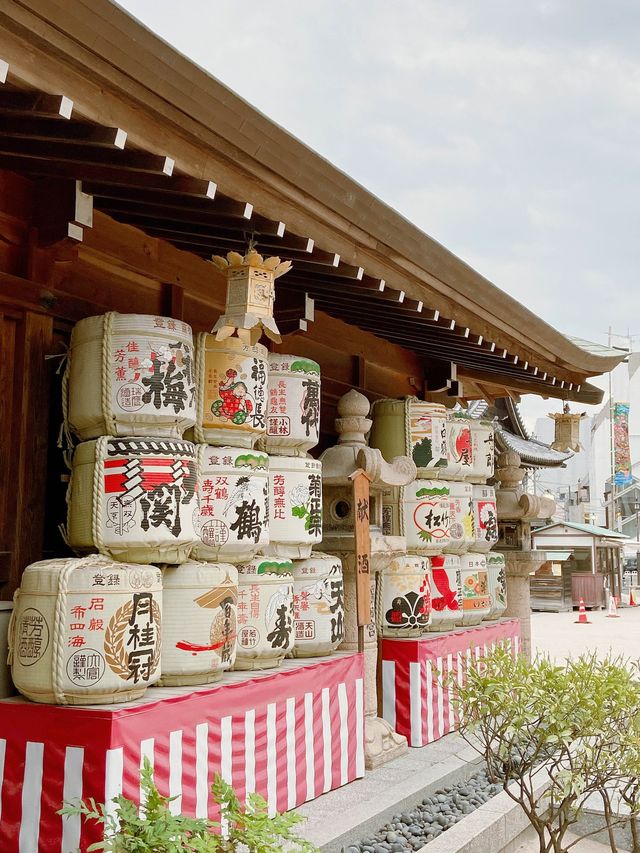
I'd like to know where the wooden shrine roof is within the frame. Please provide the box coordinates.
[0,0,624,404]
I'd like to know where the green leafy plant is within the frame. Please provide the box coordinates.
[452,645,640,853]
[59,758,318,853]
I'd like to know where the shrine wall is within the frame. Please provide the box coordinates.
[0,169,424,597]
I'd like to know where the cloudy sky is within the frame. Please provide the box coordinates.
[121,0,640,430]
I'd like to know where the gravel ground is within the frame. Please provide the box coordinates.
[345,769,501,852]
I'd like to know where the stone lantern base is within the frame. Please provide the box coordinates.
[503,550,547,661]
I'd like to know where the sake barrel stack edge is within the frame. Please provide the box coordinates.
[459,552,491,626]
[66,313,196,440]
[159,561,238,686]
[444,480,474,554]
[376,553,431,637]
[261,354,321,457]
[291,553,344,657]
[427,554,463,632]
[403,480,451,555]
[471,485,499,553]
[193,445,269,563]
[447,413,474,481]
[265,456,323,559]
[234,558,294,670]
[10,556,162,705]
[67,436,199,565]
[195,334,268,448]
[370,398,454,478]
[485,552,508,621]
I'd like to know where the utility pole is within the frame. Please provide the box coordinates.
[608,326,618,532]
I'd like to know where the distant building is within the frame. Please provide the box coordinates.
[534,346,640,535]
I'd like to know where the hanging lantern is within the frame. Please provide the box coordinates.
[548,403,586,452]
[210,248,292,345]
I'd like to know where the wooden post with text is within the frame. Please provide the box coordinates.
[349,468,373,653]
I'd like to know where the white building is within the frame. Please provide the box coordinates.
[533,347,640,531]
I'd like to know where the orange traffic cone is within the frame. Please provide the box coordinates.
[630,588,637,607]
[607,595,621,618]
[575,598,591,624]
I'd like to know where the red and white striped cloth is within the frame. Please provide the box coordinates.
[0,652,364,852]
[381,619,520,748]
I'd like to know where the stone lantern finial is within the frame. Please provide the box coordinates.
[335,389,372,445]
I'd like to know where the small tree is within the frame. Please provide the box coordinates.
[453,645,640,853]
[59,757,318,853]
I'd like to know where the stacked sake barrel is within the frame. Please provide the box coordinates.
[10,555,163,705]
[10,313,204,704]
[257,355,343,661]
[192,342,339,669]
[370,397,506,633]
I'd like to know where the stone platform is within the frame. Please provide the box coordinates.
[0,651,363,852]
[381,619,520,747]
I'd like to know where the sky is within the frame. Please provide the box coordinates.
[120,0,640,431]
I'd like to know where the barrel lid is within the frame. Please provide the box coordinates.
[237,557,293,577]
[267,355,321,375]
[199,332,268,359]
[198,445,269,471]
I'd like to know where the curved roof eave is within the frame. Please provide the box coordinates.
[0,0,625,383]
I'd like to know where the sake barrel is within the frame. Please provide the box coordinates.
[444,481,475,554]
[403,480,451,554]
[471,485,499,552]
[469,420,495,483]
[261,354,321,456]
[377,554,430,637]
[10,556,162,705]
[66,313,196,440]
[264,456,323,559]
[234,557,294,670]
[485,552,508,621]
[158,561,238,685]
[370,398,454,478]
[67,436,199,564]
[192,446,269,563]
[291,553,344,656]
[459,552,491,625]
[447,413,474,480]
[428,554,463,632]
[195,334,268,448]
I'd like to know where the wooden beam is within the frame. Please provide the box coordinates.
[274,289,314,334]
[281,276,406,305]
[32,178,92,245]
[0,137,174,173]
[0,154,188,190]
[0,115,126,147]
[95,214,313,257]
[0,88,73,119]
[292,260,364,279]
[423,357,461,396]
[89,176,218,200]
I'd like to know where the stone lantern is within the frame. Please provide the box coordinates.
[494,449,556,659]
[319,389,416,769]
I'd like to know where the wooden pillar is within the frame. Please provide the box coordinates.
[3,310,54,597]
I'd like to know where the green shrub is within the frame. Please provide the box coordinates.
[453,645,640,853]
[59,757,319,853]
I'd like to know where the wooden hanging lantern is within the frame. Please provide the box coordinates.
[211,248,292,345]
[548,403,586,452]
